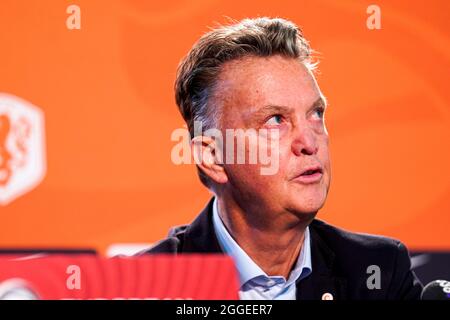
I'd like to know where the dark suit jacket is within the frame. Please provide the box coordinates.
[143,198,423,300]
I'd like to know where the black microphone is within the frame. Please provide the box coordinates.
[421,280,450,300]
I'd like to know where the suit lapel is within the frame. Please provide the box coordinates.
[296,222,347,300]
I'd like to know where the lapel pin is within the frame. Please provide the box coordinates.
[321,292,334,300]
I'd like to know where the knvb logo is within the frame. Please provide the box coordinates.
[0,93,46,206]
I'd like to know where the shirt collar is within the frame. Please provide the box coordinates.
[212,197,312,288]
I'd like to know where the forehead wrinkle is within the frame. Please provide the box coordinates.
[210,56,322,126]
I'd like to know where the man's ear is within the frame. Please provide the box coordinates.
[191,135,228,184]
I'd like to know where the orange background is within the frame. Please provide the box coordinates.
[0,0,449,254]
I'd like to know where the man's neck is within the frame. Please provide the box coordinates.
[216,196,312,279]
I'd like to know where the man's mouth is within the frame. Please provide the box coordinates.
[301,168,322,176]
[293,166,323,184]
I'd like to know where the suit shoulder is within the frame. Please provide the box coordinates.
[310,219,406,265]
[139,224,189,254]
[310,219,422,299]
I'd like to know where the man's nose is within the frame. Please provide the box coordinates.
[291,126,318,156]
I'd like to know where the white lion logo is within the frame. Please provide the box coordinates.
[0,93,46,206]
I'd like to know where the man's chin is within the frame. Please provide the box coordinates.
[283,203,320,223]
[285,184,327,208]
[285,195,327,217]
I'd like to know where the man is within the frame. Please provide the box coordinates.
[144,17,422,300]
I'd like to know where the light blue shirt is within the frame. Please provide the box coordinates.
[212,198,312,300]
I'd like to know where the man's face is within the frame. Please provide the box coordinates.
[214,55,331,218]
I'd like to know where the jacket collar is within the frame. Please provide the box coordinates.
[181,197,347,300]
[181,198,223,253]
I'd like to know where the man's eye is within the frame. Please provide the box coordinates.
[265,115,283,125]
[312,107,325,120]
